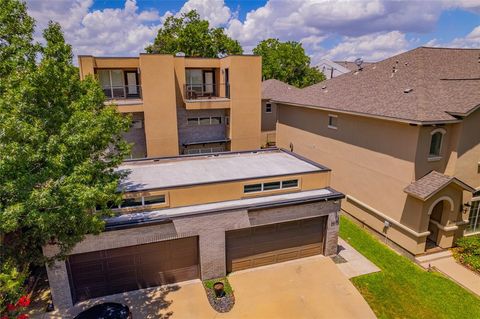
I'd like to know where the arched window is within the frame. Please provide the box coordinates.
[429,129,445,158]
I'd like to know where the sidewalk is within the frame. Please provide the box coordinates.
[417,251,480,297]
[334,238,381,278]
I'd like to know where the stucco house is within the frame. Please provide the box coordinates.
[271,47,480,256]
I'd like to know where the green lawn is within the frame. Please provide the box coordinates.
[339,215,480,319]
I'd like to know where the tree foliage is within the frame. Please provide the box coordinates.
[146,10,242,57]
[0,0,130,282]
[253,38,325,88]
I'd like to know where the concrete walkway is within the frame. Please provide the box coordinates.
[335,238,381,278]
[42,256,376,319]
[417,250,480,297]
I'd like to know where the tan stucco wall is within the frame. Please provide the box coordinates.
[79,55,261,156]
[222,56,262,151]
[275,104,474,254]
[120,170,330,211]
[139,54,179,157]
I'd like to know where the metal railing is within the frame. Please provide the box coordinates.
[184,83,230,100]
[102,85,142,99]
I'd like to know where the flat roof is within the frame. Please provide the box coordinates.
[105,187,343,229]
[117,149,328,192]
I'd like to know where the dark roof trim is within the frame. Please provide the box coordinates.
[182,138,230,146]
[105,188,344,231]
[273,100,462,125]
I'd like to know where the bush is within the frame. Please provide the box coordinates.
[455,236,480,272]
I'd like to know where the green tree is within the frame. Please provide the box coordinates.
[0,1,131,310]
[146,10,242,57]
[253,38,325,88]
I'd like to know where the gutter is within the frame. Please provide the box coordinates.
[272,100,462,126]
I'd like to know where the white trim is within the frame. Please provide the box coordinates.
[328,114,338,129]
[427,196,454,215]
[345,195,430,238]
[427,156,442,162]
[430,128,446,135]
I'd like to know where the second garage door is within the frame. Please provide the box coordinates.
[67,236,199,303]
[226,216,326,272]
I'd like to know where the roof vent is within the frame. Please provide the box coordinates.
[354,58,364,71]
[175,52,185,57]
[404,88,414,93]
[322,85,327,90]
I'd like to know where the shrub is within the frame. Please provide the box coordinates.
[455,236,480,272]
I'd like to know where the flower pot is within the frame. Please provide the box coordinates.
[213,282,225,298]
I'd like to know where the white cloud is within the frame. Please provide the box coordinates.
[179,0,232,27]
[27,0,162,57]
[322,31,410,61]
[449,25,480,47]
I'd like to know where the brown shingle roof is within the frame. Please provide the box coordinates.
[333,61,373,72]
[275,47,480,123]
[262,79,298,100]
[404,171,475,201]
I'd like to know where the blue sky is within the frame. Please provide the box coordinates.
[26,0,480,63]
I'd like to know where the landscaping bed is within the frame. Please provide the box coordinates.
[452,235,480,274]
[339,215,480,319]
[203,277,235,313]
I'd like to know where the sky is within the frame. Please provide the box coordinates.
[25,0,480,64]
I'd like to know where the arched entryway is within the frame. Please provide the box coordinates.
[426,197,454,249]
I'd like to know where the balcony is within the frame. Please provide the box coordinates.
[183,83,231,110]
[102,85,143,108]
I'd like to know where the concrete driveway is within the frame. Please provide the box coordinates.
[57,256,375,319]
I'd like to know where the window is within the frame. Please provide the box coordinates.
[466,199,480,234]
[121,197,143,208]
[143,195,166,206]
[265,103,272,113]
[244,184,262,193]
[281,180,298,188]
[263,181,281,191]
[243,179,299,193]
[211,117,222,124]
[429,129,445,158]
[187,116,224,126]
[225,116,230,125]
[328,114,338,129]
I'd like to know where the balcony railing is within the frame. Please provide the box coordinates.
[102,85,142,100]
[184,83,230,100]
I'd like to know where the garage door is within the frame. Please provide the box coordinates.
[67,236,199,303]
[226,217,326,272]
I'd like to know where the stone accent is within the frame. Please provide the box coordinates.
[122,112,147,159]
[176,106,227,147]
[173,209,250,280]
[324,211,340,256]
[45,199,341,312]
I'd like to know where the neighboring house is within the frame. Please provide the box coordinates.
[316,59,372,79]
[261,79,298,147]
[272,47,480,256]
[44,148,343,311]
[78,54,262,158]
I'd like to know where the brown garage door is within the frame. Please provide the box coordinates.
[67,236,199,303]
[226,217,326,272]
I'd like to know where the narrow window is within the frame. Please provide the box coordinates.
[120,197,143,208]
[466,200,480,234]
[265,103,272,113]
[244,184,262,193]
[187,118,199,125]
[199,117,211,125]
[429,131,443,157]
[263,181,281,191]
[211,117,222,124]
[143,195,166,206]
[328,114,338,129]
[281,180,298,188]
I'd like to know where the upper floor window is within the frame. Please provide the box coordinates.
[429,128,445,159]
[97,69,140,99]
[243,179,299,193]
[265,103,272,113]
[328,114,338,129]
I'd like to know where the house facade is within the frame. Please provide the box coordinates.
[44,148,343,311]
[78,54,262,158]
[272,47,480,256]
